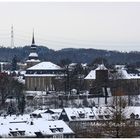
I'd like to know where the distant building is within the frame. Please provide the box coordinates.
[26,31,40,69]
[0,62,11,72]
[25,61,65,91]
[58,107,113,133]
[68,63,77,71]
[58,106,140,133]
[85,64,140,96]
[84,64,109,90]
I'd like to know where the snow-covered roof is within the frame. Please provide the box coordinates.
[60,106,140,122]
[0,114,74,138]
[14,76,25,84]
[0,121,39,137]
[118,69,140,79]
[81,63,87,67]
[19,71,26,75]
[2,105,140,137]
[61,107,96,121]
[94,107,113,120]
[85,64,140,80]
[69,63,77,66]
[0,62,9,65]
[29,52,38,57]
[25,74,65,77]
[31,108,62,121]
[124,106,140,119]
[84,64,107,80]
[25,91,47,96]
[115,65,125,69]
[96,64,107,70]
[26,59,40,62]
[27,62,62,70]
[33,120,74,135]
[84,70,95,80]
[49,109,63,114]
[5,98,17,103]
[0,114,30,125]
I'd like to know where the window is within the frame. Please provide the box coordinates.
[10,132,18,137]
[79,113,85,118]
[53,134,63,138]
[105,115,110,119]
[18,131,25,136]
[50,128,57,133]
[71,116,76,120]
[62,112,66,115]
[130,113,135,119]
[57,128,63,132]
[89,115,94,119]
[98,115,103,119]
[136,114,139,119]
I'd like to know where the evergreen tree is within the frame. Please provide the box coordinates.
[11,55,17,71]
[18,95,26,115]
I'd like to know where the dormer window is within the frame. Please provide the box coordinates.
[136,114,139,119]
[57,128,63,132]
[30,121,34,125]
[8,133,12,136]
[71,116,76,120]
[62,112,66,115]
[130,113,135,119]
[18,131,25,136]
[10,132,18,137]
[89,115,94,119]
[105,115,110,119]
[79,113,85,118]
[50,128,57,133]
[98,115,103,119]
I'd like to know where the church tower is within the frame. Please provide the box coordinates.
[26,30,40,68]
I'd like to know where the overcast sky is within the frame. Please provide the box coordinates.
[0,2,140,51]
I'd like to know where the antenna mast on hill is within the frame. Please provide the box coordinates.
[11,25,14,48]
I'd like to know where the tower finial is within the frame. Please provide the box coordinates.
[32,29,35,45]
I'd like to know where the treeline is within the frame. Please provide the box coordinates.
[0,45,140,66]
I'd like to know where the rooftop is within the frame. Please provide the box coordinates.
[27,62,62,70]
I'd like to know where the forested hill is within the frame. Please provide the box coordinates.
[0,45,140,65]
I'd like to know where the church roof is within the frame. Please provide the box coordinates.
[27,61,62,70]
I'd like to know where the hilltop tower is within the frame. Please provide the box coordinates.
[26,30,40,68]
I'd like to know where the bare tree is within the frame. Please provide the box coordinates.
[0,74,25,114]
[73,96,137,138]
[102,96,137,138]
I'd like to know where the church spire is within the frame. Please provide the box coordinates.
[32,29,35,45]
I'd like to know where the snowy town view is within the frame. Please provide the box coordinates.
[1,1,140,138]
[1,34,140,138]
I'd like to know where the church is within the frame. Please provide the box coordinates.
[26,31,40,68]
[25,32,65,91]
